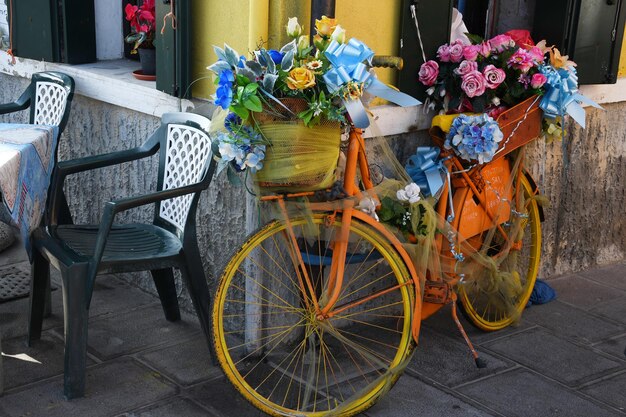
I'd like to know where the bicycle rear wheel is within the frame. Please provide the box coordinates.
[458,174,542,331]
[213,214,415,416]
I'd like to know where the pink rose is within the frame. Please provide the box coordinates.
[490,34,515,52]
[437,44,451,62]
[419,60,439,86]
[454,60,478,76]
[483,64,506,89]
[461,71,487,98]
[449,40,465,63]
[528,46,545,62]
[463,45,479,61]
[530,73,547,89]
[478,41,491,58]
[508,48,535,72]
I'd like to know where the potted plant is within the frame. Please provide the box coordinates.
[125,0,156,77]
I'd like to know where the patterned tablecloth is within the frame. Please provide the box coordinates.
[0,123,59,253]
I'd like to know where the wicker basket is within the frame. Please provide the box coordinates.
[253,99,341,192]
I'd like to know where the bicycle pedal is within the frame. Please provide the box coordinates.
[423,281,452,304]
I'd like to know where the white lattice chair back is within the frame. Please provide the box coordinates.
[34,81,69,127]
[159,123,212,231]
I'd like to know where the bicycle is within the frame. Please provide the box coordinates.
[210,60,543,416]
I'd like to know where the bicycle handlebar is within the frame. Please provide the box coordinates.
[371,56,404,70]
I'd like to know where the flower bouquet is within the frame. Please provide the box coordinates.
[207,16,419,190]
[419,30,600,164]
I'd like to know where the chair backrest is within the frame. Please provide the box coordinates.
[29,72,75,137]
[156,113,214,234]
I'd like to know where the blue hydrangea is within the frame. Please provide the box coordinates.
[445,114,503,164]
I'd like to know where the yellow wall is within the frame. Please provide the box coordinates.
[192,0,402,99]
[617,30,626,77]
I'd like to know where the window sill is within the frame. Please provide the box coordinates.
[0,51,193,117]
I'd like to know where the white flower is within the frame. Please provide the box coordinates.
[297,35,310,52]
[491,96,501,106]
[218,141,243,163]
[286,17,302,38]
[396,183,421,204]
[426,87,435,96]
[357,197,379,221]
[330,25,346,44]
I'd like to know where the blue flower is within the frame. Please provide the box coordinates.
[224,113,242,132]
[215,69,234,109]
[444,114,503,164]
[268,49,284,64]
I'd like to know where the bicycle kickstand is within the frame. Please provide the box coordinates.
[450,294,487,369]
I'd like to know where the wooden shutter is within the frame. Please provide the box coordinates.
[156,0,191,98]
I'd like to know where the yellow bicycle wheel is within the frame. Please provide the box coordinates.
[458,174,542,331]
[213,214,415,416]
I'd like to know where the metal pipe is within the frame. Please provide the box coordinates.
[310,0,336,38]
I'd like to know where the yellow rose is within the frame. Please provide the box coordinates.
[315,16,338,37]
[286,67,316,90]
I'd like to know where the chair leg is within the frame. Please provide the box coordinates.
[150,268,181,322]
[28,249,50,345]
[60,263,90,400]
[180,253,217,366]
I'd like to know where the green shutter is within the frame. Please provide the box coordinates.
[397,0,454,101]
[156,0,191,98]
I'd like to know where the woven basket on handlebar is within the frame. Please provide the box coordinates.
[253,98,341,192]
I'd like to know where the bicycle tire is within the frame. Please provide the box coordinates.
[213,214,416,416]
[458,174,542,331]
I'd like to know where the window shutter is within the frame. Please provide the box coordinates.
[156,0,191,98]
[397,0,454,101]
[534,0,626,84]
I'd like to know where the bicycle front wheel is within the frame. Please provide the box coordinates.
[458,174,542,331]
[213,214,415,417]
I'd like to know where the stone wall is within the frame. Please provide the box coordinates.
[1,73,624,311]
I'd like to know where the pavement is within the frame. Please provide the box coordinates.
[0,239,624,417]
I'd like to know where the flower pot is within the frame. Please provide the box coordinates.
[138,48,156,76]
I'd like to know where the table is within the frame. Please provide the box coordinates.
[0,123,59,254]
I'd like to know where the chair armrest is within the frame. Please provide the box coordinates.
[107,181,208,215]
[57,135,160,176]
[0,95,30,115]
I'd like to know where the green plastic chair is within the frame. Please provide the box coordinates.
[0,71,75,224]
[27,112,216,399]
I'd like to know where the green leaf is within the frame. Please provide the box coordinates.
[230,104,249,120]
[243,95,263,112]
[466,33,484,45]
[236,74,250,85]
[244,83,259,95]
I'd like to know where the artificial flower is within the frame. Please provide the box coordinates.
[462,45,479,61]
[483,65,506,89]
[315,15,338,37]
[215,69,234,109]
[357,197,379,221]
[454,60,478,76]
[478,41,491,58]
[330,25,346,44]
[508,48,536,73]
[296,35,310,52]
[446,114,504,164]
[449,40,465,63]
[461,71,486,98]
[489,34,515,52]
[418,60,439,86]
[549,48,576,70]
[267,49,284,64]
[530,73,547,89]
[306,60,323,71]
[286,17,302,38]
[437,44,451,62]
[286,67,316,90]
[396,183,421,204]
[505,29,535,49]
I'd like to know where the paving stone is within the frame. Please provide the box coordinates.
[578,263,626,291]
[117,397,215,417]
[136,335,221,386]
[594,334,626,362]
[421,303,535,346]
[548,275,624,310]
[590,296,626,325]
[1,330,95,390]
[407,327,515,388]
[366,374,494,417]
[0,287,64,340]
[0,358,177,417]
[581,371,626,412]
[458,368,620,417]
[523,300,625,344]
[86,275,162,319]
[80,304,202,361]
[186,376,267,417]
[482,327,624,387]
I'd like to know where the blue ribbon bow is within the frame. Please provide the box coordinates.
[405,146,446,198]
[539,66,602,129]
[323,39,421,128]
